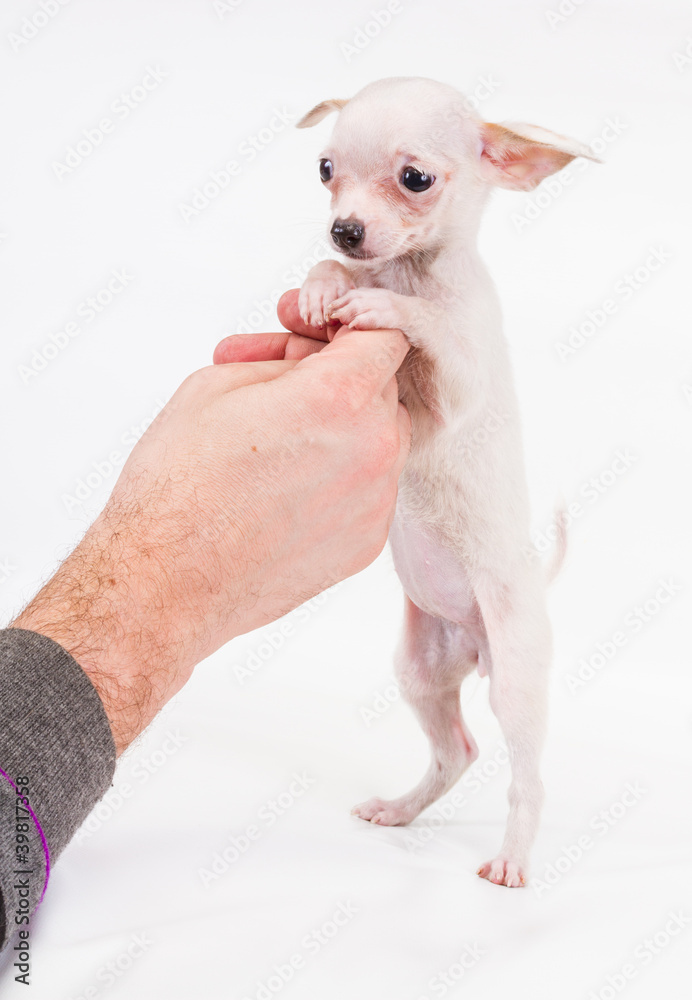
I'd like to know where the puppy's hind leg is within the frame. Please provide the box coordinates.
[353,596,479,827]
[474,569,552,888]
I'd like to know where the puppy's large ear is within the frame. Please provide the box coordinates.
[479,121,601,191]
[297,98,350,129]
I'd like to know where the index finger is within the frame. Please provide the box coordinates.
[213,331,324,364]
[295,327,410,395]
[277,289,332,341]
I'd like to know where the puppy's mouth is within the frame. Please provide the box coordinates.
[336,245,377,261]
[339,242,422,265]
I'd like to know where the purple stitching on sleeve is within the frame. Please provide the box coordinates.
[0,766,51,903]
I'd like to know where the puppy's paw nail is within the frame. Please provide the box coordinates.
[478,856,527,887]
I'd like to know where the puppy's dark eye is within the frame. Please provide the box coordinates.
[319,158,333,182]
[401,167,435,192]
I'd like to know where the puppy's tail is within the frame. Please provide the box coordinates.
[545,503,568,584]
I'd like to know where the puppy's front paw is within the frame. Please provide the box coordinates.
[477,857,527,888]
[299,272,355,329]
[328,288,408,332]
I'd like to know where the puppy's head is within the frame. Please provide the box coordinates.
[298,77,600,265]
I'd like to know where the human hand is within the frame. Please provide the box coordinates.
[213,288,334,364]
[12,292,410,753]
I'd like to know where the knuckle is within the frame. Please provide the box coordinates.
[333,383,368,419]
[182,365,217,394]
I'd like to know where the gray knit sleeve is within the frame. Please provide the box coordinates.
[0,628,116,954]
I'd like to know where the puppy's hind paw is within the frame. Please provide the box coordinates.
[477,857,526,888]
[351,796,416,826]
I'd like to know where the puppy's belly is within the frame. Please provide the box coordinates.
[389,511,481,628]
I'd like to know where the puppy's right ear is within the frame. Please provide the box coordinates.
[297,98,350,128]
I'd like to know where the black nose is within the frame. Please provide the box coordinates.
[331,218,365,251]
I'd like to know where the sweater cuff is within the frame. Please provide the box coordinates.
[0,628,117,953]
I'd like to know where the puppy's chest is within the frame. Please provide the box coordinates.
[358,269,449,423]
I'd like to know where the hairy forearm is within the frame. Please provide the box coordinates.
[10,497,199,756]
[8,325,410,757]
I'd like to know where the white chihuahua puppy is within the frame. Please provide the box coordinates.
[297,77,598,887]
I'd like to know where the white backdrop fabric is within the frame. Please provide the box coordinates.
[1,0,691,997]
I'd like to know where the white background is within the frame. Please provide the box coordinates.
[1,0,691,997]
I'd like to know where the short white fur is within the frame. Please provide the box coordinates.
[297,77,597,887]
